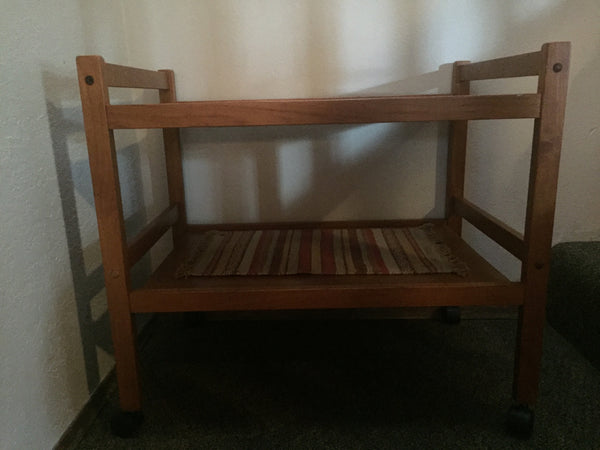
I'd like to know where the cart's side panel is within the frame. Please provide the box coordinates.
[446,45,562,262]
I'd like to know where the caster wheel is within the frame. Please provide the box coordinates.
[441,306,461,324]
[506,404,534,438]
[110,410,143,438]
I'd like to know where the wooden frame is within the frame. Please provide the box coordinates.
[76,42,570,432]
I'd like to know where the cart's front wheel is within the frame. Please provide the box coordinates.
[506,404,534,438]
[110,410,144,438]
[441,306,461,324]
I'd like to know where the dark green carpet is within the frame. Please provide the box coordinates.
[77,316,600,449]
[547,242,600,370]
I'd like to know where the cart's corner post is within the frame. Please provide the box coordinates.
[76,56,143,413]
[158,69,187,247]
[446,60,471,234]
[513,42,571,407]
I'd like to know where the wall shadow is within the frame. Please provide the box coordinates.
[184,65,452,224]
[43,70,152,395]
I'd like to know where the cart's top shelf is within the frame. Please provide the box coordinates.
[76,42,571,129]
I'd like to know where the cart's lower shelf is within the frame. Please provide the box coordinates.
[130,222,524,313]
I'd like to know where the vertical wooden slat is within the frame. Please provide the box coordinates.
[158,70,187,246]
[513,42,570,406]
[446,61,471,233]
[76,56,142,411]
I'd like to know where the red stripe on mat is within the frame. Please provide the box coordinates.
[320,229,336,274]
[298,229,313,273]
[363,228,389,275]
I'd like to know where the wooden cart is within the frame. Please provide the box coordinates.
[76,42,570,437]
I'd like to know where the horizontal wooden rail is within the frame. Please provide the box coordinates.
[127,204,179,267]
[453,197,526,260]
[459,51,542,81]
[186,218,444,232]
[107,94,541,129]
[103,62,169,89]
[129,283,525,313]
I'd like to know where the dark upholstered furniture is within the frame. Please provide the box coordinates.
[547,242,600,369]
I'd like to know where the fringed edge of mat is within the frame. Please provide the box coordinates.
[175,231,221,279]
[175,262,193,279]
[420,223,469,278]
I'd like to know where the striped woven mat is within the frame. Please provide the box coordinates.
[176,224,467,277]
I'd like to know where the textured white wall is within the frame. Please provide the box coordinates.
[0,1,167,449]
[0,1,598,448]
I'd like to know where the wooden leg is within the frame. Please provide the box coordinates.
[510,42,570,436]
[513,299,546,407]
[508,293,546,438]
[109,303,144,437]
[76,55,144,429]
[513,39,570,406]
[110,307,142,412]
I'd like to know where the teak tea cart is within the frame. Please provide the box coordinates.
[76,42,570,437]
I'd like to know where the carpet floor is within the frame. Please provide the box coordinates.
[76,315,600,449]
